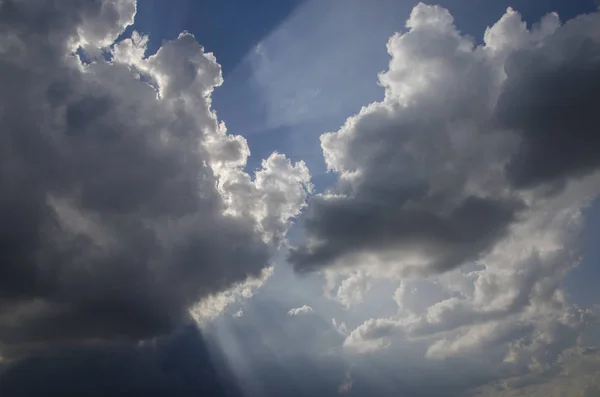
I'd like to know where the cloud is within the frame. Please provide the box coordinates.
[286,3,600,395]
[0,325,242,397]
[343,318,401,353]
[0,0,309,357]
[189,267,273,323]
[213,151,312,246]
[290,3,600,277]
[336,271,371,308]
[287,305,314,316]
[3,1,600,396]
[495,10,600,188]
[332,318,348,336]
[340,174,600,390]
[289,3,526,276]
[472,347,600,396]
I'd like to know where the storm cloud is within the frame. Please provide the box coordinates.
[496,11,600,188]
[0,0,310,357]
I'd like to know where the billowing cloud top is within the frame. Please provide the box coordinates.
[0,0,310,357]
[290,4,600,277]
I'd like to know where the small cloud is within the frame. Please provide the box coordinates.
[332,318,348,336]
[336,272,371,308]
[232,309,244,318]
[190,267,273,323]
[287,305,314,316]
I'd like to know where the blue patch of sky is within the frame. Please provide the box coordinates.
[124,0,304,74]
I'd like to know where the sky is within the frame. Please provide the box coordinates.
[1,0,600,396]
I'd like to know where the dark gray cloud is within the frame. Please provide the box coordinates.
[290,194,522,274]
[0,326,242,397]
[0,0,274,356]
[497,11,600,188]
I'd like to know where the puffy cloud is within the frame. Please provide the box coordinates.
[0,0,309,357]
[214,151,312,246]
[335,271,371,308]
[341,154,600,394]
[288,3,600,395]
[287,305,314,316]
[343,318,400,353]
[289,3,525,276]
[290,3,600,276]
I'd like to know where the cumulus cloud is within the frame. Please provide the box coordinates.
[289,3,525,276]
[335,271,371,308]
[290,3,600,277]
[287,305,314,316]
[0,0,309,357]
[343,318,400,353]
[214,151,312,246]
[287,3,600,395]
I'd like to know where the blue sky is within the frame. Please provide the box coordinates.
[2,1,600,396]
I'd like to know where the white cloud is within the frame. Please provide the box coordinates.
[336,272,371,308]
[214,151,313,246]
[74,0,137,49]
[332,318,348,336]
[233,310,244,318]
[292,3,600,395]
[287,305,314,316]
[344,318,401,353]
[290,3,523,276]
[190,267,273,323]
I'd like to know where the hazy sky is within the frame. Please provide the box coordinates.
[1,1,600,396]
